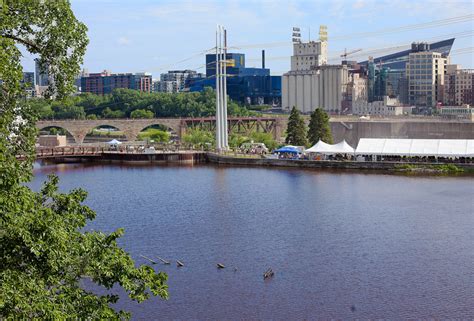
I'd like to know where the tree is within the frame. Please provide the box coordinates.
[51,103,86,119]
[130,109,154,119]
[102,107,125,119]
[0,1,168,319]
[183,128,215,148]
[250,132,278,151]
[285,106,308,146]
[307,108,333,145]
[138,128,170,143]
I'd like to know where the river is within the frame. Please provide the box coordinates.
[31,162,474,319]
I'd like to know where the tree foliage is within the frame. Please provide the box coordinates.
[285,106,308,146]
[307,108,333,145]
[138,128,171,143]
[130,109,154,119]
[183,128,215,148]
[30,87,256,120]
[0,1,168,319]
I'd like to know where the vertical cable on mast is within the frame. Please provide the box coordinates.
[223,27,228,149]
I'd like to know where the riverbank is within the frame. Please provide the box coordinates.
[206,153,474,174]
[38,150,474,174]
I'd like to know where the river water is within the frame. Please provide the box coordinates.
[31,162,474,319]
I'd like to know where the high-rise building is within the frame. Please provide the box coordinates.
[367,57,375,102]
[35,58,49,86]
[359,39,455,104]
[80,71,152,95]
[158,70,203,93]
[359,39,454,71]
[374,67,388,100]
[406,50,447,108]
[21,72,35,98]
[444,64,474,106]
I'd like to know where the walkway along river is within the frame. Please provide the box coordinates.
[30,162,474,319]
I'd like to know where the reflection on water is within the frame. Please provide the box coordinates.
[30,162,474,319]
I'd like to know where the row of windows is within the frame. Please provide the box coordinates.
[410,86,435,90]
[409,74,434,79]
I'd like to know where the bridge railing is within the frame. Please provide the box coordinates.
[35,146,105,158]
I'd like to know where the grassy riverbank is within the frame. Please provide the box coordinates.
[394,164,471,174]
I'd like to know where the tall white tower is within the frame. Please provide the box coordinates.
[215,25,228,152]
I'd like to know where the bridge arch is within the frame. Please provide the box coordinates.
[37,125,77,145]
[83,124,127,143]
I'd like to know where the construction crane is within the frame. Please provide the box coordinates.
[340,48,362,59]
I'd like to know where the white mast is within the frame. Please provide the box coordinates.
[215,25,221,151]
[215,25,228,152]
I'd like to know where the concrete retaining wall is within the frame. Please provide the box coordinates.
[330,120,474,147]
[207,153,474,171]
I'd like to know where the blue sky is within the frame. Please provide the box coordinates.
[22,0,474,77]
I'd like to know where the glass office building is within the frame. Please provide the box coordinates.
[189,53,281,106]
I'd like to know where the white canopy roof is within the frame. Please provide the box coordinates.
[355,138,474,157]
[107,139,122,145]
[305,140,355,154]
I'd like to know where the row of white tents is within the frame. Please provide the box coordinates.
[305,139,474,158]
[306,140,355,154]
[355,138,474,158]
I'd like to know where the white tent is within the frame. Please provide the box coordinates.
[355,138,474,157]
[408,139,440,157]
[333,140,356,154]
[107,139,122,145]
[305,140,332,153]
[305,140,355,154]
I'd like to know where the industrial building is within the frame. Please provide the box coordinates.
[353,96,413,116]
[80,71,152,95]
[282,27,350,114]
[188,51,281,105]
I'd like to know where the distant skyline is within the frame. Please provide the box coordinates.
[21,0,474,77]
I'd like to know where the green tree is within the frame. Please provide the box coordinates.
[51,103,86,119]
[28,99,54,119]
[0,1,168,319]
[183,128,215,148]
[138,128,170,143]
[250,132,278,151]
[86,113,99,120]
[229,133,250,148]
[130,109,154,119]
[102,107,125,119]
[307,108,333,145]
[285,106,308,146]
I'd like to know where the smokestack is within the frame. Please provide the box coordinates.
[262,50,265,69]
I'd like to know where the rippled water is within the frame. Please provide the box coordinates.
[31,162,474,319]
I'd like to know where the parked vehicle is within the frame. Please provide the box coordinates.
[240,142,269,154]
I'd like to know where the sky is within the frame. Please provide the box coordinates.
[21,0,474,77]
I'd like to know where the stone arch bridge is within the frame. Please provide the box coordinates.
[36,117,286,144]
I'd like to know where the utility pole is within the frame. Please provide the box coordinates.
[215,25,228,152]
